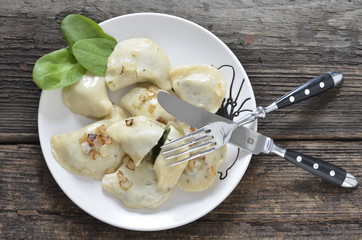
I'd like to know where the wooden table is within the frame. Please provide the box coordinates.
[1,1,361,239]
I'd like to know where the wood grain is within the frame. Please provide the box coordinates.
[0,142,361,239]
[0,0,361,239]
[0,0,361,142]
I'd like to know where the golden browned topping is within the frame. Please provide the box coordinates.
[187,160,196,170]
[96,134,106,145]
[105,167,116,174]
[120,180,132,190]
[117,170,132,190]
[148,104,156,114]
[87,133,97,143]
[126,157,135,171]
[125,119,134,126]
[95,124,106,135]
[132,85,159,109]
[79,125,112,160]
[189,127,197,132]
[156,117,167,125]
[138,86,156,102]
[91,150,98,160]
[117,169,126,182]
[208,166,216,176]
[105,136,112,144]
[198,156,206,161]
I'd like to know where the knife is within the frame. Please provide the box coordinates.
[157,92,357,188]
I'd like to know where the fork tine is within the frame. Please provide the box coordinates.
[164,139,215,161]
[162,134,212,155]
[168,147,216,167]
[161,127,208,148]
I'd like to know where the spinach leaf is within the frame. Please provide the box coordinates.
[32,48,86,90]
[33,14,118,90]
[151,128,171,164]
[61,14,117,52]
[72,38,117,76]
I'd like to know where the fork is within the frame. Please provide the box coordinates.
[162,71,343,166]
[162,121,241,165]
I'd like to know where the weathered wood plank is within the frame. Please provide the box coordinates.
[1,0,361,239]
[0,141,360,239]
[0,1,361,143]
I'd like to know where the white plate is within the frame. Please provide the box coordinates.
[38,13,257,231]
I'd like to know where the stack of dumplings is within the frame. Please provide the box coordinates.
[51,38,227,209]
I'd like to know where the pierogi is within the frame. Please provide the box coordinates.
[105,38,171,91]
[177,122,227,192]
[51,106,128,180]
[53,37,230,209]
[170,65,226,113]
[62,73,113,119]
[102,155,172,209]
[153,122,189,192]
[106,116,166,166]
[120,85,175,123]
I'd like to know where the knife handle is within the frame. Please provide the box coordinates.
[274,72,342,109]
[283,149,357,188]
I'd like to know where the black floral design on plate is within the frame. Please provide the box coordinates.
[215,64,253,180]
[216,65,252,120]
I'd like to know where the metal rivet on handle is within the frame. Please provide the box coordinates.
[330,170,336,176]
[296,156,302,162]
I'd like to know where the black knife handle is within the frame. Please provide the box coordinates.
[275,72,341,109]
[284,149,357,187]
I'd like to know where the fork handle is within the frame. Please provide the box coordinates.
[273,72,342,109]
[283,149,357,188]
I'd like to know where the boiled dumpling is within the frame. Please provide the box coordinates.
[154,122,189,192]
[177,122,227,192]
[177,146,226,192]
[102,155,172,209]
[105,38,171,91]
[106,116,166,166]
[62,73,113,119]
[120,85,175,124]
[170,65,226,113]
[51,106,128,180]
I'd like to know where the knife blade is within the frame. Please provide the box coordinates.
[157,92,358,188]
[157,91,265,153]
